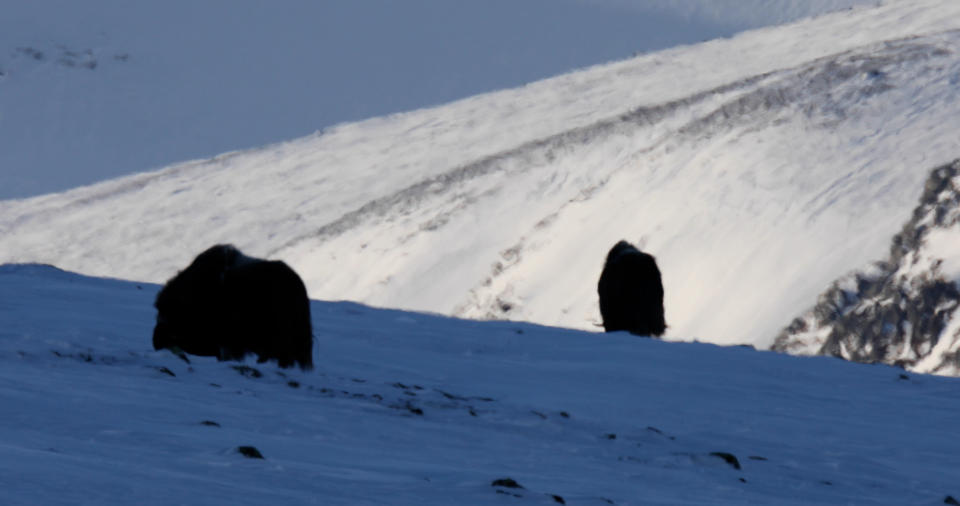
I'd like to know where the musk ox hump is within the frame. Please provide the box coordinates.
[188,244,257,276]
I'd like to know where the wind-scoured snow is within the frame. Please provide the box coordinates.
[1,265,958,505]
[2,1,960,350]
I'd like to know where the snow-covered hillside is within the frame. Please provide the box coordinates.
[774,160,960,376]
[2,0,960,350]
[0,0,875,200]
[2,264,959,505]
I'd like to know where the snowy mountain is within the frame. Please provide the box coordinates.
[774,159,960,376]
[2,264,959,505]
[2,0,960,352]
[0,0,876,200]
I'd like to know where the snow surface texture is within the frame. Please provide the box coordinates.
[774,160,960,376]
[2,1,960,351]
[0,0,875,200]
[1,264,959,505]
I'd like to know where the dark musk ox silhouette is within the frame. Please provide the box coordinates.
[153,244,314,369]
[597,240,666,337]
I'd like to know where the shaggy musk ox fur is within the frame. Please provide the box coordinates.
[153,244,313,369]
[597,240,666,337]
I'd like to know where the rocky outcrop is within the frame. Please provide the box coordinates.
[773,160,960,375]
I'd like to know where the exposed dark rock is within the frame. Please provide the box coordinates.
[236,446,264,459]
[492,478,525,489]
[391,400,423,416]
[392,382,423,391]
[709,452,742,470]
[774,160,960,375]
[166,347,191,364]
[53,350,91,362]
[646,426,676,440]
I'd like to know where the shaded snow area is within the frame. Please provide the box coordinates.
[2,1,960,352]
[1,264,959,505]
[774,160,960,376]
[0,0,875,200]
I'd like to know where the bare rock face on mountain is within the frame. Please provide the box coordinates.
[773,160,960,375]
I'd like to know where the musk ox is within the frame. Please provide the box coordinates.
[597,240,666,337]
[153,244,313,369]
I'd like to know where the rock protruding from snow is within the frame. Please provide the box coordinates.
[773,160,960,375]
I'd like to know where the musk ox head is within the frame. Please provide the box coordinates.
[597,240,666,337]
[153,244,314,369]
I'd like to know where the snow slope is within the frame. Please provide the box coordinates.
[2,0,960,349]
[0,0,875,200]
[1,264,959,505]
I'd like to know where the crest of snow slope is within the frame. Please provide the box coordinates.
[0,0,875,200]
[773,160,960,376]
[597,0,882,26]
[1,265,959,505]
[2,0,960,349]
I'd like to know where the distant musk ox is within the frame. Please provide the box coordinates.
[597,240,666,337]
[153,244,314,369]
